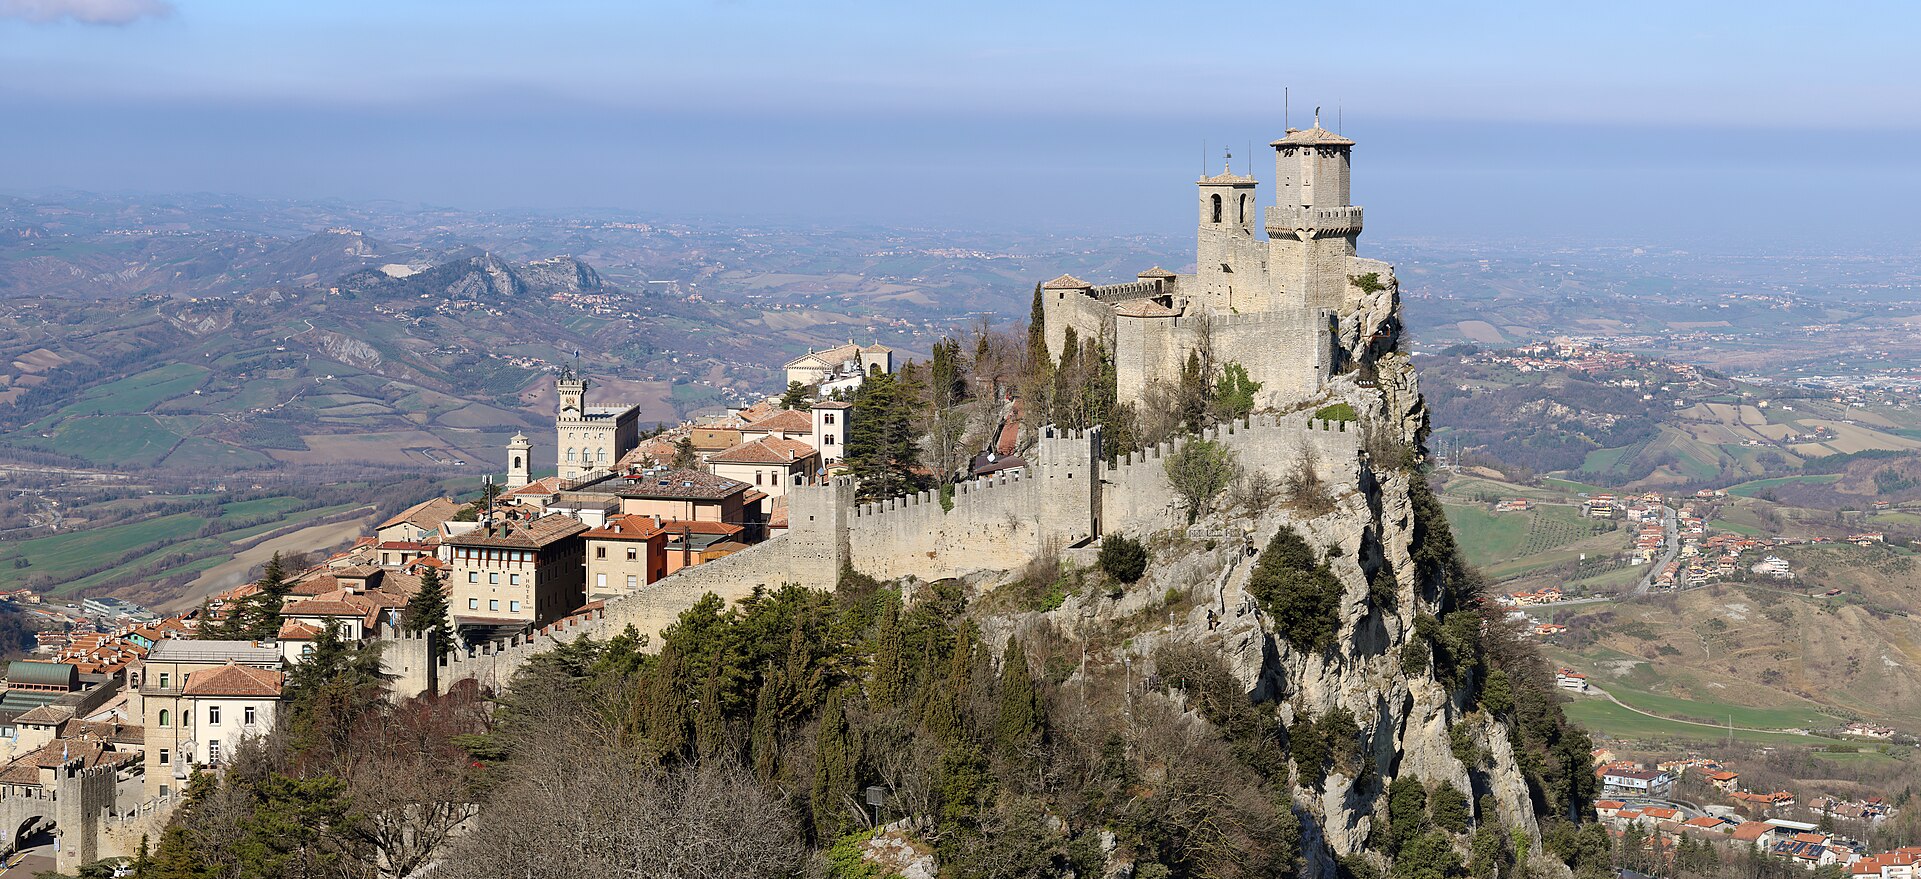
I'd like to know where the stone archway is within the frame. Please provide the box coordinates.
[5,813,51,859]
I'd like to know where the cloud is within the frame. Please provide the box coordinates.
[0,0,172,25]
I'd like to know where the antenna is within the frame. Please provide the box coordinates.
[1247,140,1252,176]
[1339,103,1344,134]
[1285,87,1290,129]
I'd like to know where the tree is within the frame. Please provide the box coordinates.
[1246,526,1344,653]
[232,552,292,641]
[402,567,455,662]
[1387,776,1430,854]
[846,369,920,500]
[284,623,387,759]
[869,592,906,710]
[923,337,972,485]
[1163,438,1237,523]
[1432,783,1472,834]
[1212,361,1261,421]
[780,380,810,410]
[671,436,699,470]
[994,637,1043,761]
[1097,534,1149,584]
[1027,282,1048,368]
[811,687,860,838]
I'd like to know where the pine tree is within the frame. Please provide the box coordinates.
[749,675,780,781]
[402,567,455,662]
[780,380,810,410]
[238,552,292,641]
[994,636,1043,761]
[810,687,859,838]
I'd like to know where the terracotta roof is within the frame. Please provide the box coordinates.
[1137,266,1177,278]
[1271,125,1355,147]
[742,409,815,434]
[379,497,463,531]
[501,476,565,498]
[445,513,588,549]
[287,574,340,596]
[859,343,892,354]
[1731,822,1775,841]
[1198,167,1257,185]
[709,436,818,466]
[661,519,745,537]
[13,705,73,726]
[810,400,852,410]
[582,514,667,541]
[605,469,751,501]
[784,342,863,369]
[183,664,285,698]
[1113,299,1179,318]
[277,620,324,641]
[1040,274,1092,290]
[690,428,742,451]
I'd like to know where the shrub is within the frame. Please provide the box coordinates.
[1314,402,1359,422]
[1098,534,1149,584]
[1350,272,1387,294]
[1164,439,1239,523]
[1246,526,1344,653]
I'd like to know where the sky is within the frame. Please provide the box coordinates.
[4,0,1920,247]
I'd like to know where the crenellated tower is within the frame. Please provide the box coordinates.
[1266,112,1363,310]
[1195,153,1263,313]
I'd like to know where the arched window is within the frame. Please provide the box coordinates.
[1239,194,1249,224]
[596,448,607,463]
[513,455,522,469]
[158,709,170,727]
[1210,194,1222,223]
[566,447,577,462]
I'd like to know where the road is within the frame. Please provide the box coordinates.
[0,827,56,876]
[1633,504,1681,596]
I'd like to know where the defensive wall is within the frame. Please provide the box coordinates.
[1115,307,1333,409]
[401,414,1361,695]
[0,757,120,873]
[1041,280,1165,362]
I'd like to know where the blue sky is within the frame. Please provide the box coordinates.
[5,0,1919,245]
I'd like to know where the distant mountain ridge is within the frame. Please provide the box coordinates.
[336,253,610,300]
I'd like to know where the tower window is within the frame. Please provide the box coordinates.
[1210,194,1222,223]
[1239,194,1249,224]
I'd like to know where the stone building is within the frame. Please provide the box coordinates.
[555,369,641,480]
[1040,114,1394,411]
[443,513,589,627]
[133,639,284,799]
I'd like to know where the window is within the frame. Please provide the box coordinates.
[595,546,606,559]
[468,572,478,583]
[469,598,479,610]
[158,749,170,766]
[489,599,499,612]
[157,709,169,727]
[244,707,256,725]
[625,547,636,561]
[756,471,764,485]
[157,673,170,690]
[1211,193,1222,223]
[302,644,313,657]
[1239,193,1249,224]
[509,600,521,613]
[509,574,520,586]
[824,413,835,425]
[626,575,638,590]
[208,740,222,767]
[597,448,607,462]
[566,447,577,462]
[208,706,221,726]
[824,434,836,446]
[489,572,499,585]
[160,784,170,798]
[596,573,607,591]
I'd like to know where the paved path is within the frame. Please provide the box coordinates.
[1633,504,1680,596]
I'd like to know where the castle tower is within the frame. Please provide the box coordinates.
[1267,111,1363,309]
[506,432,531,488]
[1195,154,1261,312]
[557,373,587,419]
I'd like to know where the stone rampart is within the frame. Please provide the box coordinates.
[1042,287,1117,362]
[1100,414,1364,535]
[1088,281,1161,303]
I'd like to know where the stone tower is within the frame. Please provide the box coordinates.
[505,432,531,488]
[557,373,587,420]
[1267,112,1363,309]
[1194,155,1262,313]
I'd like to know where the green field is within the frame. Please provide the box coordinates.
[57,363,208,417]
[1443,503,1532,568]
[1445,502,1611,575]
[1563,699,1845,747]
[1600,681,1838,730]
[0,512,209,590]
[1726,474,1843,497]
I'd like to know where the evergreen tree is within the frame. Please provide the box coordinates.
[749,676,780,781]
[869,592,906,710]
[994,637,1043,761]
[780,380,810,410]
[670,436,699,470]
[1431,783,1472,834]
[1387,775,1431,854]
[401,567,455,662]
[1212,361,1262,421]
[810,687,859,838]
[1246,526,1345,652]
[1027,282,1047,368]
[283,622,387,757]
[238,552,292,641]
[845,368,920,500]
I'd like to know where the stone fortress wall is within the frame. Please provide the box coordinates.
[393,411,1367,695]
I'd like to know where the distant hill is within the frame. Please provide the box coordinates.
[337,253,610,301]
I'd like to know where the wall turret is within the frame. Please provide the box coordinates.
[1267,111,1363,309]
[1196,153,1262,312]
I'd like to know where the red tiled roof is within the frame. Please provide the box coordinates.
[708,436,817,466]
[741,409,814,434]
[1731,822,1774,841]
[182,664,284,698]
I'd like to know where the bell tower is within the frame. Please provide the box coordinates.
[1195,150,1260,312]
[557,371,587,419]
[505,432,531,488]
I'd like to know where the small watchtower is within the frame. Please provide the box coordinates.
[505,432,531,488]
[1267,110,1364,308]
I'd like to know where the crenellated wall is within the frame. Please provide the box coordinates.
[1100,414,1364,534]
[1116,308,1332,410]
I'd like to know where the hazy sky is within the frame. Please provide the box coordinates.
[5,0,1920,246]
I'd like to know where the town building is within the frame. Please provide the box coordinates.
[133,639,285,799]
[555,369,642,480]
[443,513,589,627]
[582,514,669,601]
[1602,767,1675,798]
